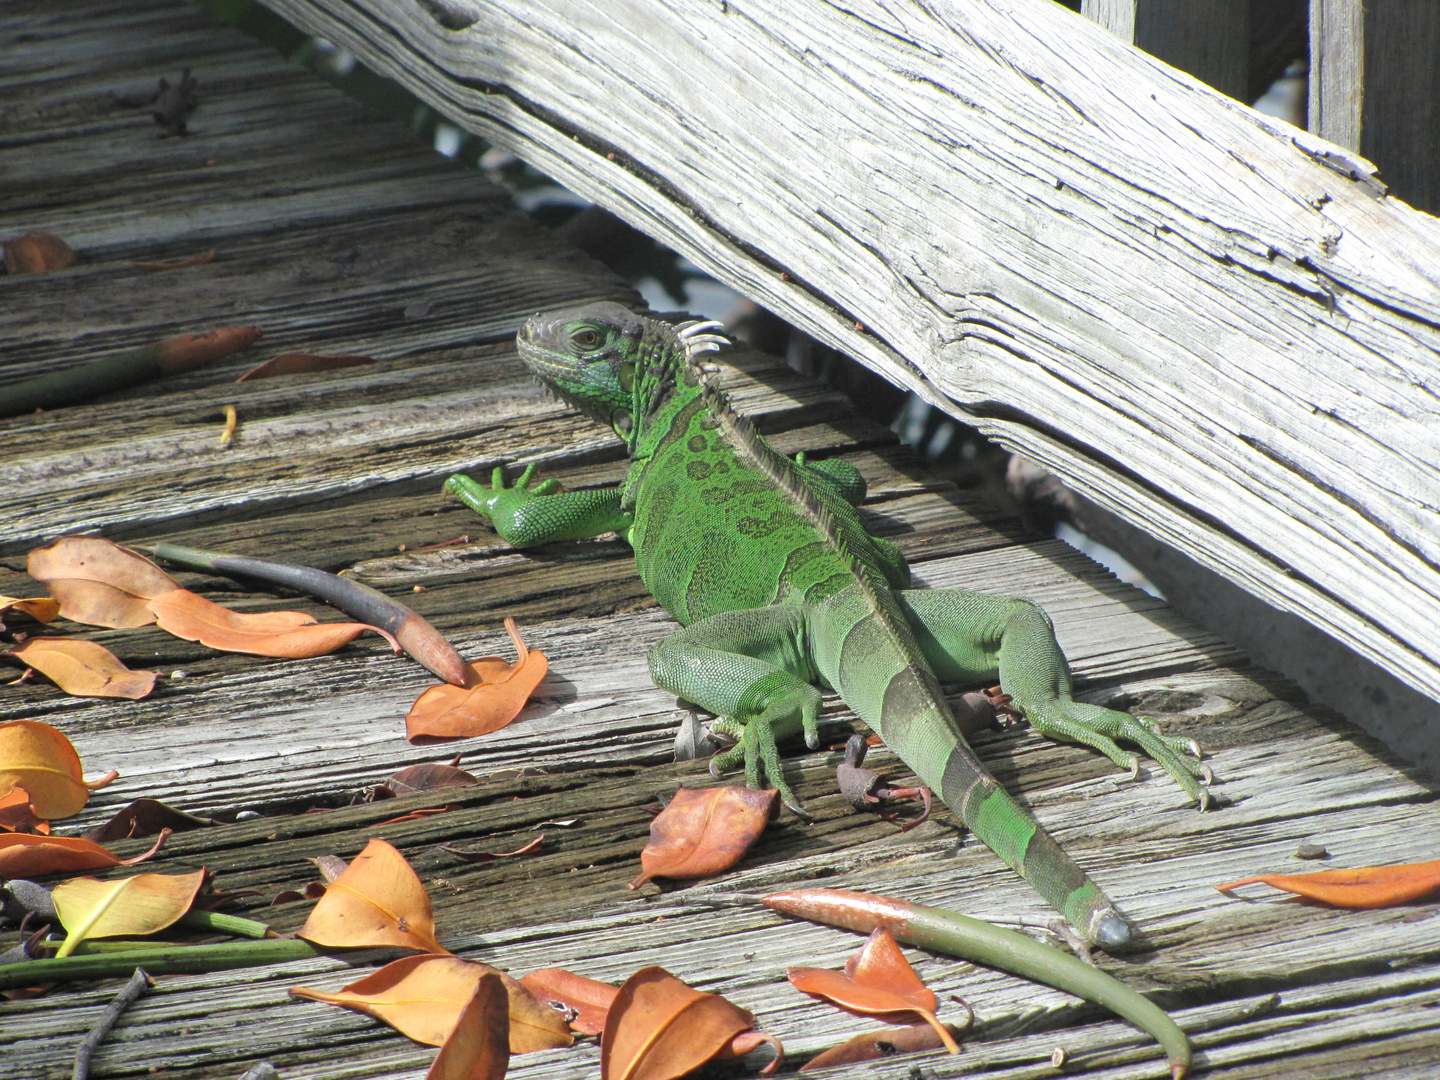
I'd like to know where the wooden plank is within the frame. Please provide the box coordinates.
[1310,0,1440,214]
[1083,0,1251,102]
[249,0,1440,705]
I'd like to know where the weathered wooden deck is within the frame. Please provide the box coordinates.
[2,3,1438,1078]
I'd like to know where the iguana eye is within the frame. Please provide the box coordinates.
[573,328,600,349]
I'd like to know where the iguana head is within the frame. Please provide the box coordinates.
[516,303,727,443]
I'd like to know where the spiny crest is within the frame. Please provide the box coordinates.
[686,324,892,608]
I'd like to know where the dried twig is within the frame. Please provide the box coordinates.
[73,967,154,1080]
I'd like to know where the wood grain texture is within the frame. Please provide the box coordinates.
[250,0,1440,705]
[1,4,1438,1078]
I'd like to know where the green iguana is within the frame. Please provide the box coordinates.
[446,303,1211,950]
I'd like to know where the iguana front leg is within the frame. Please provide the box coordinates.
[647,605,822,815]
[898,589,1213,808]
[445,463,633,547]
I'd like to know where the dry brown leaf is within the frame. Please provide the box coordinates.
[0,788,47,833]
[0,830,166,878]
[519,967,618,1035]
[427,972,510,1080]
[601,966,780,1080]
[406,618,548,742]
[786,927,958,1053]
[237,353,375,381]
[81,798,216,844]
[27,536,179,628]
[629,786,779,889]
[0,595,61,627]
[291,954,571,1053]
[7,637,156,699]
[1216,859,1440,909]
[129,249,216,271]
[148,588,392,658]
[800,1023,963,1069]
[0,719,118,819]
[297,837,447,953]
[4,232,76,273]
[52,868,206,957]
[387,762,480,794]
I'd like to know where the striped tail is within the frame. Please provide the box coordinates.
[814,584,1134,950]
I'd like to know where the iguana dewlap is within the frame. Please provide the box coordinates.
[446,303,1211,950]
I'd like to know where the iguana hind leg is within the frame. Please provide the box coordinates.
[898,589,1212,808]
[647,605,822,814]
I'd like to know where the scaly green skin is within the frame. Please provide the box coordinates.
[446,303,1211,950]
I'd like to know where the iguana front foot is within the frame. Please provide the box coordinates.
[708,688,822,818]
[1026,700,1214,810]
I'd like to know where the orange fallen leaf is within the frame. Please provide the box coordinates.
[7,637,156,699]
[602,966,781,1080]
[0,788,47,833]
[3,232,76,273]
[27,536,179,628]
[52,868,206,957]
[297,837,447,954]
[237,353,375,381]
[786,927,958,1053]
[800,1023,964,1070]
[428,972,510,1080]
[519,967,619,1035]
[1216,859,1440,909]
[406,618,548,742]
[629,786,779,889]
[291,953,571,1053]
[148,588,395,659]
[129,249,216,271]
[0,830,166,878]
[0,595,61,627]
[0,719,118,819]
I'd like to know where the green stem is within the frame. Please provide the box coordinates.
[761,889,1192,1080]
[0,938,324,990]
[179,909,274,938]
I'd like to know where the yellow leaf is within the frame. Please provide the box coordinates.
[297,838,447,954]
[0,719,118,819]
[52,868,206,957]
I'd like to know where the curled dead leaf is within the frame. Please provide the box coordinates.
[427,972,510,1080]
[0,788,47,833]
[4,232,76,273]
[237,353,375,381]
[800,1022,965,1069]
[629,786,779,889]
[601,966,781,1080]
[7,637,156,699]
[291,953,571,1053]
[0,595,60,627]
[787,927,958,1053]
[1216,859,1440,909]
[81,798,216,844]
[406,618,548,742]
[0,830,167,878]
[0,719,118,819]
[27,536,179,628]
[148,588,395,659]
[297,837,447,953]
[519,967,618,1035]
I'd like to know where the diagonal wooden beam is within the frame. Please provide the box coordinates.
[255,0,1440,703]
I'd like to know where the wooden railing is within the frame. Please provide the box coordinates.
[256,0,1440,704]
